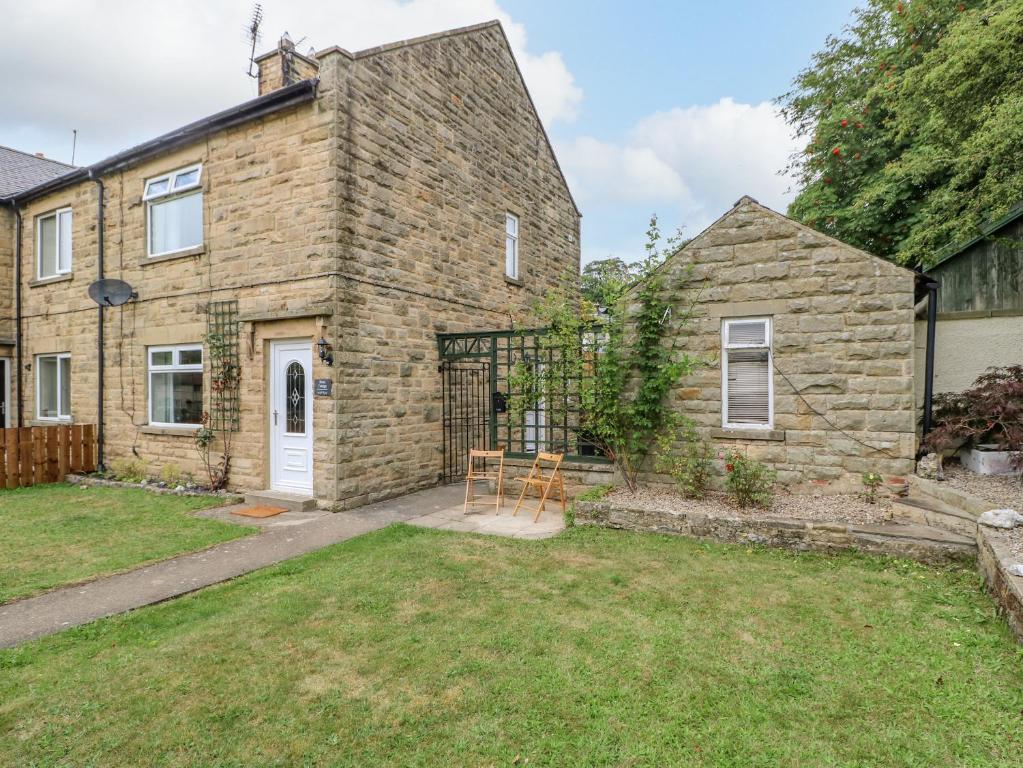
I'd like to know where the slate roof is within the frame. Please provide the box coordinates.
[0,145,76,199]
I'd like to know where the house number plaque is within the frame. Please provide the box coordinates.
[314,378,333,397]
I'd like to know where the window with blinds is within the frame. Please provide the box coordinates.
[722,318,772,428]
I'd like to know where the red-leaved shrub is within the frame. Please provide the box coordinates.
[923,366,1023,467]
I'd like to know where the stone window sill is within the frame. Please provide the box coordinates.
[711,427,785,442]
[29,418,73,427]
[28,273,73,288]
[139,425,200,436]
[140,245,205,266]
[504,275,524,287]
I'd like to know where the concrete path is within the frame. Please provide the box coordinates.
[0,484,475,649]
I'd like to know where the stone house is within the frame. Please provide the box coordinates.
[0,21,580,509]
[649,196,921,489]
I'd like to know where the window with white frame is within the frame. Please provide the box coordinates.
[144,164,203,257]
[148,344,204,427]
[721,318,773,428]
[505,213,519,279]
[37,208,72,279]
[36,353,71,421]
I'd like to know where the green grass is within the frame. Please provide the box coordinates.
[2,525,1022,767]
[0,483,252,603]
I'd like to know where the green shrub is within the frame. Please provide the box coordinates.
[159,463,191,487]
[108,458,147,484]
[724,450,776,508]
[861,472,883,504]
[575,484,612,503]
[655,422,713,499]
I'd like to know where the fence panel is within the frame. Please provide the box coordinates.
[0,425,97,490]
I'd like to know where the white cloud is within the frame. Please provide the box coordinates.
[561,97,800,242]
[557,137,691,204]
[0,0,581,164]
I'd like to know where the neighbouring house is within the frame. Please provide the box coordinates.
[914,201,1023,401]
[0,21,580,509]
[647,196,922,489]
[0,147,76,428]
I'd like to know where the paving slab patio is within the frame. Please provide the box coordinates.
[0,483,565,648]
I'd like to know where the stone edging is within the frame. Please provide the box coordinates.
[975,527,1023,642]
[65,474,244,502]
[574,500,975,567]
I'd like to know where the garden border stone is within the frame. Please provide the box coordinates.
[573,499,976,567]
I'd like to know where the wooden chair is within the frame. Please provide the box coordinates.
[463,449,506,515]
[512,451,566,523]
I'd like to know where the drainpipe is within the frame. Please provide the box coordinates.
[922,279,938,436]
[89,173,105,469]
[12,205,23,427]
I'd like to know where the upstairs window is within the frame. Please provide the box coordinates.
[722,318,773,429]
[144,164,203,257]
[36,353,71,421]
[505,213,519,279]
[37,208,72,279]
[148,344,204,427]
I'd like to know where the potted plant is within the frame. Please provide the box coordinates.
[923,366,1022,477]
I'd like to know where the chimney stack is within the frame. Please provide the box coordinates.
[255,31,319,96]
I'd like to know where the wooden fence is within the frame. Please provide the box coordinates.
[0,424,97,490]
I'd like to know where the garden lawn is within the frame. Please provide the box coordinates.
[2,525,1022,767]
[0,483,251,603]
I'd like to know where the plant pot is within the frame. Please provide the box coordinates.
[960,445,1020,476]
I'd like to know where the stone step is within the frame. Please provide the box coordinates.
[244,490,317,512]
[891,496,979,538]
[907,476,991,517]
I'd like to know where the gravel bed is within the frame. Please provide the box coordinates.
[940,462,1023,510]
[605,486,893,527]
[1001,530,1023,562]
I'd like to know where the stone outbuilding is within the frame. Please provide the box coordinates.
[652,196,921,489]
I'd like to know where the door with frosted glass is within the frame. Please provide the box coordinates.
[269,340,314,493]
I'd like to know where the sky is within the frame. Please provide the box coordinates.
[0,0,860,266]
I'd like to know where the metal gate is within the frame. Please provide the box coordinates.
[440,360,491,483]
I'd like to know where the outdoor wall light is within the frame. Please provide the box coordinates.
[317,337,334,366]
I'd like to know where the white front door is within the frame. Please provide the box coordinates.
[270,340,314,494]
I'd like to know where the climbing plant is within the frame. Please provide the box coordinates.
[509,215,701,490]
[193,330,240,491]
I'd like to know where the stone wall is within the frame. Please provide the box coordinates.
[647,197,917,490]
[330,23,580,508]
[13,52,344,497]
[7,23,579,508]
[0,207,12,343]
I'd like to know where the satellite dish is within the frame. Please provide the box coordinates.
[88,278,136,307]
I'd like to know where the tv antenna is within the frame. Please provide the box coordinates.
[245,3,263,78]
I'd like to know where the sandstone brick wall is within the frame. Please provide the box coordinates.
[13,56,342,496]
[7,23,579,508]
[0,207,13,342]
[331,22,580,507]
[650,197,917,489]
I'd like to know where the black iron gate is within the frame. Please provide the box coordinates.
[440,360,491,483]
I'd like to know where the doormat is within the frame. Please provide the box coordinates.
[232,506,288,519]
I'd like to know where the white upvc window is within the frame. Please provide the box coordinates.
[505,213,519,279]
[721,318,773,429]
[37,208,72,279]
[144,164,203,258]
[36,353,71,421]
[148,344,204,427]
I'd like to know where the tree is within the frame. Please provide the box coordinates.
[779,0,1023,266]
[580,257,635,311]
[509,216,701,490]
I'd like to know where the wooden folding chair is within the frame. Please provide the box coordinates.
[512,451,566,523]
[463,449,506,515]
